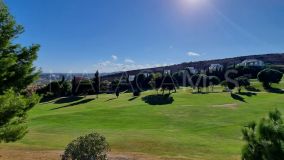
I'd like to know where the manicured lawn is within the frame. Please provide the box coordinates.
[1,81,284,160]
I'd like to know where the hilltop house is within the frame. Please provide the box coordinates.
[128,75,135,82]
[209,64,224,71]
[238,59,264,67]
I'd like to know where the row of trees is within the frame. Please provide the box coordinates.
[37,66,283,99]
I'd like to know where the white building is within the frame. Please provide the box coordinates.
[239,59,264,67]
[209,64,224,71]
[128,75,135,82]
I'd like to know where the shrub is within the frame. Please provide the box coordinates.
[257,69,283,88]
[61,132,110,160]
[242,109,284,160]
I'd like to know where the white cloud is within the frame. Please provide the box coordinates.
[111,55,118,61]
[94,61,170,73]
[94,56,173,73]
[124,58,135,63]
[186,51,200,57]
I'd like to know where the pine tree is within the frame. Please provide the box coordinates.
[0,0,40,142]
[242,109,284,160]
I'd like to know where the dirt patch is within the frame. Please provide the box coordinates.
[211,103,239,109]
[0,148,188,160]
[0,148,61,160]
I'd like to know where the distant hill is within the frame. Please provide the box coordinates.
[101,53,284,81]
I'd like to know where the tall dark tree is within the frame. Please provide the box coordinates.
[0,1,40,142]
[94,70,100,98]
[150,73,162,94]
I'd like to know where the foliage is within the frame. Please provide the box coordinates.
[236,76,250,93]
[208,76,220,92]
[37,76,72,98]
[236,65,264,79]
[115,89,120,98]
[161,74,176,94]
[220,80,236,92]
[94,70,100,97]
[62,132,110,160]
[191,74,209,93]
[0,89,39,142]
[100,80,110,92]
[0,0,40,142]
[0,1,40,93]
[242,109,284,160]
[257,69,283,88]
[111,79,129,92]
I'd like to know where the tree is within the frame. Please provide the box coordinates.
[62,132,110,160]
[242,109,284,160]
[150,73,162,94]
[94,70,100,98]
[161,74,176,94]
[236,76,250,93]
[0,2,40,93]
[0,1,40,142]
[208,76,220,92]
[191,74,208,93]
[257,69,283,88]
[115,89,120,98]
[221,80,236,93]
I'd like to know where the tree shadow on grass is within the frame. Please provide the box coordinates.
[50,98,95,110]
[105,98,116,102]
[128,96,138,101]
[142,94,174,105]
[237,92,257,97]
[54,96,83,104]
[265,87,284,94]
[40,97,57,103]
[231,93,246,103]
[245,86,261,92]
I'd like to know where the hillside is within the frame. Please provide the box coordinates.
[102,53,284,81]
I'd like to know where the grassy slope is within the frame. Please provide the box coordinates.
[1,81,284,160]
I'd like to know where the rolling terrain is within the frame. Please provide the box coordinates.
[0,80,284,160]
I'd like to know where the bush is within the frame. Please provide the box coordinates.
[61,132,110,160]
[242,109,284,160]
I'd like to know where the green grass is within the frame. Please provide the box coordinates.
[1,81,284,160]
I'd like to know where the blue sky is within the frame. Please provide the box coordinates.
[5,0,284,73]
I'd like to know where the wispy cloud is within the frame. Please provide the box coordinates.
[124,58,135,63]
[111,55,118,61]
[186,51,200,57]
[94,61,170,73]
